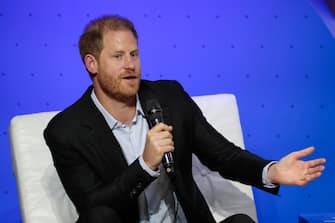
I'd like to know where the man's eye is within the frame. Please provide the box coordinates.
[131,52,138,58]
[113,54,122,59]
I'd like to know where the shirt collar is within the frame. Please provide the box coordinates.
[90,89,145,130]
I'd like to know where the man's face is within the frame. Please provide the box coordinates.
[92,30,141,101]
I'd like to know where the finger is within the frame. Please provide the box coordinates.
[297,180,308,186]
[150,132,173,144]
[158,144,175,153]
[292,146,315,159]
[305,172,322,182]
[150,123,173,132]
[307,158,326,168]
[306,165,325,175]
[150,123,167,131]
[158,131,173,139]
[148,127,172,139]
[157,138,174,147]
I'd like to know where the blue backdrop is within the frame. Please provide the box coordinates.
[1,0,334,222]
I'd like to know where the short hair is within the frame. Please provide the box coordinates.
[78,15,138,62]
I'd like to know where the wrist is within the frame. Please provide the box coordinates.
[139,156,160,177]
[268,162,279,184]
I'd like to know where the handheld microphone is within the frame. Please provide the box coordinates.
[146,99,175,174]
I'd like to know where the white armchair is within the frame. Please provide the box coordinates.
[9,94,258,223]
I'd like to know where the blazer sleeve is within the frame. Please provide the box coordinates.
[44,121,156,216]
[172,81,278,194]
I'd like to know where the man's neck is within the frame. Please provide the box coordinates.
[94,89,137,125]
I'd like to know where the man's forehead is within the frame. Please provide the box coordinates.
[102,30,138,51]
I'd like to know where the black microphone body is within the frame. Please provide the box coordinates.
[146,100,175,174]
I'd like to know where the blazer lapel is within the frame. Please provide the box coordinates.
[76,87,128,181]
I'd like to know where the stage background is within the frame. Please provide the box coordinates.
[1,0,334,222]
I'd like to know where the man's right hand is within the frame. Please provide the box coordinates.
[143,123,174,170]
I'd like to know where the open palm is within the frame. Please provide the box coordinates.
[268,147,326,186]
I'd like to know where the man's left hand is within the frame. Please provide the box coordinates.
[268,146,326,186]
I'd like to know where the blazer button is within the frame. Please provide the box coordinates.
[129,189,137,198]
[136,182,142,189]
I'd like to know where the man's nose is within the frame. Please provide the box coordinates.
[124,55,136,69]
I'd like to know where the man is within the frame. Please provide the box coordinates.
[44,15,326,223]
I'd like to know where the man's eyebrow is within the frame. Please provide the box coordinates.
[112,49,139,53]
[112,50,125,54]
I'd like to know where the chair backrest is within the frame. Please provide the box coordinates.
[191,94,257,222]
[9,94,257,223]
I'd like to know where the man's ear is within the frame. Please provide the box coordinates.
[84,54,98,74]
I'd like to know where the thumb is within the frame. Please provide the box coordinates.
[292,146,315,160]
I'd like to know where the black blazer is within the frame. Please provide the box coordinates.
[44,80,278,223]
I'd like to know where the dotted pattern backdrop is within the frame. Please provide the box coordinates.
[1,0,334,222]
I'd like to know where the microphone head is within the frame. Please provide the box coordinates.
[145,99,164,127]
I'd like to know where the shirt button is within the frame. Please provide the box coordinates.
[200,169,208,176]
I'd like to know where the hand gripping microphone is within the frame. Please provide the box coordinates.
[146,99,175,174]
